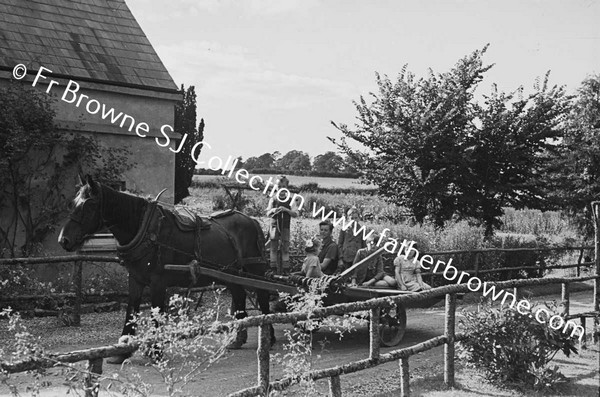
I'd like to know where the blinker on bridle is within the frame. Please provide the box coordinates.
[68,184,105,238]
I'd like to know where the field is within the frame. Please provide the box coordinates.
[184,179,587,282]
[190,175,581,241]
[194,174,375,189]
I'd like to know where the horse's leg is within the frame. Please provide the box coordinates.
[256,288,276,347]
[227,284,248,349]
[146,280,167,361]
[107,274,144,364]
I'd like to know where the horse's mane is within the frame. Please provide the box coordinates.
[73,184,90,206]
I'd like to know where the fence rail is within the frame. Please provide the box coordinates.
[228,274,599,397]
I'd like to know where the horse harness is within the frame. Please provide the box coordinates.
[115,199,266,275]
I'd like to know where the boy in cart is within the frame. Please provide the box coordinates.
[351,233,396,287]
[265,175,301,275]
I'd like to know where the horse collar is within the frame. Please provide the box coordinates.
[115,200,158,261]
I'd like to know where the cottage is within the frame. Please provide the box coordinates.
[0,0,181,258]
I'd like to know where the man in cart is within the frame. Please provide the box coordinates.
[318,220,340,275]
[337,206,366,274]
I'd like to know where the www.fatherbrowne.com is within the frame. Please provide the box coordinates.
[201,157,583,341]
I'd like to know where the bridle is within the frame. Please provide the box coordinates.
[68,184,106,239]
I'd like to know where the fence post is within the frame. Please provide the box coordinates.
[369,307,381,361]
[257,323,271,395]
[593,201,600,343]
[73,260,83,326]
[579,316,587,350]
[576,245,584,277]
[561,282,570,317]
[444,293,456,387]
[473,252,480,278]
[84,358,102,397]
[399,357,410,397]
[329,375,342,397]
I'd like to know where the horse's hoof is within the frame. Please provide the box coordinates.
[106,354,130,364]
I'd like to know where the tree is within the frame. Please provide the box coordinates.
[332,46,571,234]
[0,82,131,257]
[313,151,345,173]
[464,76,570,233]
[174,85,204,204]
[234,156,244,170]
[256,152,276,169]
[244,153,276,170]
[242,156,260,170]
[547,74,600,234]
[289,153,311,172]
[276,150,311,172]
[342,154,361,174]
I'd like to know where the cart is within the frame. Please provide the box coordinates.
[165,249,442,347]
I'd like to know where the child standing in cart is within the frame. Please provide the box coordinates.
[266,175,301,275]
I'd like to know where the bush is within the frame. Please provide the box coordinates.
[458,302,577,391]
[0,265,55,297]
[500,207,579,239]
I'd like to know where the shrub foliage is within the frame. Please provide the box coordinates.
[458,303,578,391]
[0,82,131,257]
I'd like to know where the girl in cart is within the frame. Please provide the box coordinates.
[394,242,431,291]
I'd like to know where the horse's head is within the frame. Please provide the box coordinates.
[58,174,104,251]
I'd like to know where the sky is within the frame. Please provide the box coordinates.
[126,0,600,164]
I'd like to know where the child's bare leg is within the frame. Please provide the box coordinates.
[270,236,280,274]
[373,280,390,287]
[281,227,291,275]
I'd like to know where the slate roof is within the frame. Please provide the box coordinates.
[0,0,178,92]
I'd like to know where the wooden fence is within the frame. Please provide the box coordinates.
[1,274,596,396]
[0,253,121,324]
[226,274,599,397]
[0,245,593,326]
[1,261,598,395]
[1,230,600,395]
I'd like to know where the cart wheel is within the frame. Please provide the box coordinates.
[379,303,407,347]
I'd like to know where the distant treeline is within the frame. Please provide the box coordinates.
[194,150,361,178]
[195,167,360,179]
[191,178,377,196]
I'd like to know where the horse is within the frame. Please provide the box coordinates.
[58,174,275,364]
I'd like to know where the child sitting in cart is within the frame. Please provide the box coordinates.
[394,242,431,291]
[293,237,323,278]
[351,234,396,287]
